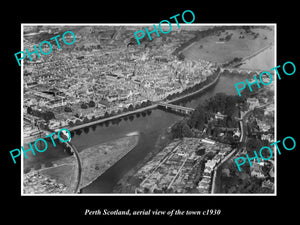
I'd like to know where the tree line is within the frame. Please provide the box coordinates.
[27,107,55,122]
[67,100,152,126]
[170,93,245,144]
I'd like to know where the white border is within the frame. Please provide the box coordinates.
[21,23,277,196]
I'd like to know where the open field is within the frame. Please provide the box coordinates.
[78,134,139,189]
[239,45,275,70]
[182,27,274,64]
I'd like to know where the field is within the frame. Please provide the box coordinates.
[239,46,275,70]
[78,134,139,189]
[182,27,274,64]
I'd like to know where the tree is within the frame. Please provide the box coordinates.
[27,106,32,114]
[83,117,89,123]
[104,112,109,118]
[75,119,82,125]
[81,103,88,109]
[141,101,146,107]
[177,53,185,61]
[64,107,72,112]
[135,103,141,109]
[188,106,206,130]
[42,111,55,121]
[196,148,205,156]
[88,100,95,107]
[253,107,264,120]
[128,104,134,111]
[143,187,150,193]
[246,138,264,157]
[171,119,193,139]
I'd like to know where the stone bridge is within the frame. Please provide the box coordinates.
[158,102,195,115]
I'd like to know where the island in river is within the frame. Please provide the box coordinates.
[23,133,139,194]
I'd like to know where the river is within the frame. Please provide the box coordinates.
[23,72,248,193]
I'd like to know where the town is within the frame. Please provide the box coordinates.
[10,128,71,164]
[134,137,234,193]
[23,25,216,143]
[124,82,275,194]
[15,30,76,66]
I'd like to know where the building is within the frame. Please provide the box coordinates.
[205,159,217,170]
[261,134,273,142]
[251,170,265,178]
[250,162,265,178]
[48,119,61,130]
[46,99,67,109]
[219,149,228,157]
[215,112,227,120]
[233,129,241,138]
[197,177,211,193]
[261,75,272,84]
[247,97,260,110]
[201,138,215,145]
[213,154,222,163]
[262,179,274,190]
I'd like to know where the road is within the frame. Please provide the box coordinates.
[43,127,82,194]
[65,141,82,193]
[240,44,273,64]
[211,103,272,193]
[240,103,272,143]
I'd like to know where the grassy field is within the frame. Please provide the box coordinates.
[240,45,275,70]
[182,27,274,64]
[78,134,139,189]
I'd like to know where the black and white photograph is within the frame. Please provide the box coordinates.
[3,4,298,223]
[21,24,276,195]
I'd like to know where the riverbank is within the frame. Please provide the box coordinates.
[23,134,139,194]
[112,72,221,193]
[67,105,157,132]
[60,70,220,134]
[113,125,174,193]
[167,70,221,104]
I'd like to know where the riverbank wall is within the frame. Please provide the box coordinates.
[67,105,157,132]
[167,70,221,104]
